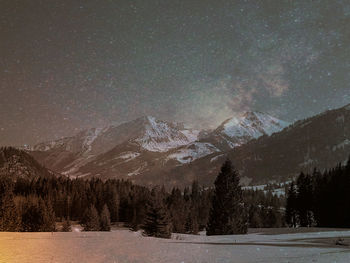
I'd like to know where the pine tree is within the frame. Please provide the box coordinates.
[168,187,186,233]
[206,159,247,235]
[343,156,350,226]
[100,204,111,231]
[285,182,298,227]
[0,188,21,231]
[83,205,100,231]
[108,189,120,222]
[21,197,43,232]
[296,173,314,227]
[191,181,200,202]
[40,199,56,232]
[142,191,171,238]
[185,210,199,234]
[197,189,212,230]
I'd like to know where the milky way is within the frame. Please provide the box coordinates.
[1,0,349,145]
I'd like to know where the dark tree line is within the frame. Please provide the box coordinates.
[0,159,285,236]
[244,189,285,228]
[286,157,350,228]
[0,175,212,234]
[0,176,149,232]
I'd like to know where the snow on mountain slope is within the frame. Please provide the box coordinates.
[221,111,289,139]
[116,152,140,161]
[198,112,289,151]
[30,116,200,175]
[29,112,289,181]
[33,116,199,155]
[33,112,285,160]
[32,127,106,154]
[181,129,200,142]
[205,112,289,149]
[136,116,199,152]
[82,128,105,152]
[166,142,220,164]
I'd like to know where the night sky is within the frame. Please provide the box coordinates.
[1,0,349,146]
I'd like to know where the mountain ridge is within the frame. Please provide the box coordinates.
[141,103,350,187]
[27,111,289,184]
[0,147,55,179]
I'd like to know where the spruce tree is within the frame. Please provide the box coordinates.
[40,199,56,232]
[0,189,21,231]
[168,188,186,233]
[206,159,247,235]
[0,179,19,231]
[285,182,298,227]
[108,190,120,222]
[83,205,100,231]
[185,210,199,234]
[100,204,111,231]
[296,173,314,227]
[21,197,43,232]
[142,191,171,238]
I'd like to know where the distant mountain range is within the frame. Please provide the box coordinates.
[225,104,350,184]
[26,111,287,185]
[7,103,348,188]
[140,103,350,187]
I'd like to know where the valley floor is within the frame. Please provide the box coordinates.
[1,228,350,263]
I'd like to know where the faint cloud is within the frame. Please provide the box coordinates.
[176,76,259,129]
[259,64,288,97]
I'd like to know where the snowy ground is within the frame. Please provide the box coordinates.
[1,229,350,263]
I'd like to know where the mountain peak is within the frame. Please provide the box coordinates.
[136,115,156,122]
[213,111,289,147]
[242,111,268,119]
[135,116,199,152]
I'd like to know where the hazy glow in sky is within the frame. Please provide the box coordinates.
[1,0,349,145]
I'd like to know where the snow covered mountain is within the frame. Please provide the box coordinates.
[33,127,106,154]
[30,116,200,176]
[133,116,199,152]
[29,112,290,184]
[33,116,199,154]
[219,111,289,139]
[201,111,289,150]
[145,103,350,187]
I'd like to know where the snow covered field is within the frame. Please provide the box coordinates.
[1,229,350,263]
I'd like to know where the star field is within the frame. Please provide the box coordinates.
[0,0,349,145]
